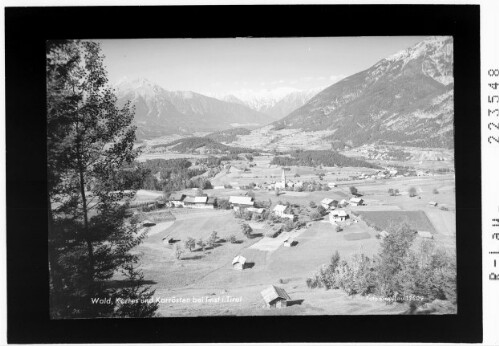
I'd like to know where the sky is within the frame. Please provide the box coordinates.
[98,36,428,97]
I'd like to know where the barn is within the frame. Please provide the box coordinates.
[321,198,338,209]
[232,255,247,270]
[169,193,186,207]
[349,197,364,206]
[229,196,254,209]
[261,285,291,308]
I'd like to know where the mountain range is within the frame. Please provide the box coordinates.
[118,36,454,149]
[210,87,324,119]
[115,78,273,139]
[271,36,454,148]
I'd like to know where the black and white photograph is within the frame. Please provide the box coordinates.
[47,36,458,318]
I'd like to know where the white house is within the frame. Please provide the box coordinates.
[273,204,287,217]
[349,197,364,206]
[428,201,438,207]
[327,182,337,188]
[329,210,349,222]
[321,198,338,209]
[213,185,225,190]
[338,199,349,207]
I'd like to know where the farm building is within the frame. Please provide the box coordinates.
[169,193,186,207]
[261,285,291,308]
[349,197,364,206]
[232,255,247,270]
[273,204,287,217]
[329,210,349,222]
[379,230,390,239]
[229,196,254,208]
[142,220,156,227]
[273,205,296,221]
[428,201,438,207]
[321,198,338,209]
[418,231,434,239]
[247,207,265,214]
[338,199,349,207]
[213,185,225,190]
[327,182,337,188]
[283,238,296,247]
[183,196,214,209]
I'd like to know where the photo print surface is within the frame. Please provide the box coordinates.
[47,36,456,318]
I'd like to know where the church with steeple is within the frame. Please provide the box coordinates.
[275,169,287,189]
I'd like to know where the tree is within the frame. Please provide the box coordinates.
[275,188,280,196]
[207,231,218,248]
[309,201,317,208]
[47,40,157,318]
[216,198,231,210]
[196,239,206,252]
[184,237,196,252]
[241,223,253,238]
[226,235,237,244]
[375,222,417,298]
[113,264,159,318]
[394,189,399,195]
[350,186,358,196]
[433,188,439,194]
[174,244,184,260]
[310,211,322,221]
[388,188,395,196]
[408,187,418,197]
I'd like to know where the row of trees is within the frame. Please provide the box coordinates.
[271,150,381,169]
[47,40,158,318]
[306,222,456,308]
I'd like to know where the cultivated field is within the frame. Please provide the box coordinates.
[125,150,455,316]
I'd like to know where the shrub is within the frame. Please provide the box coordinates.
[310,211,322,221]
[408,187,418,197]
[350,186,358,195]
[388,188,395,196]
[216,198,231,210]
[184,237,195,252]
[309,201,317,208]
[174,244,184,260]
[241,223,253,238]
[207,231,218,248]
[226,235,237,244]
[432,188,439,194]
[196,239,206,252]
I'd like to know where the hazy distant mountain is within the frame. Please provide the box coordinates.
[115,78,271,140]
[211,87,324,121]
[271,36,454,148]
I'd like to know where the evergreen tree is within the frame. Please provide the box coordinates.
[47,40,157,318]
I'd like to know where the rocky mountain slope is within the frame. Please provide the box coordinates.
[271,36,454,148]
[115,78,271,140]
